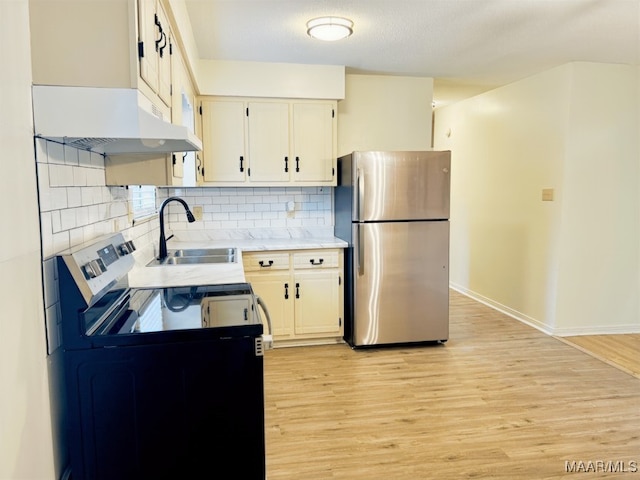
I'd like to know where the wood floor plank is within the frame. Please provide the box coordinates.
[264,291,640,479]
[559,334,640,378]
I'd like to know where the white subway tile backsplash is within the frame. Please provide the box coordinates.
[47,142,65,165]
[49,164,75,187]
[52,231,70,253]
[35,138,48,163]
[59,207,76,231]
[50,188,68,210]
[63,145,79,165]
[69,227,84,247]
[90,151,104,168]
[72,166,87,186]
[50,210,61,233]
[67,187,82,208]
[76,206,89,226]
[78,149,92,167]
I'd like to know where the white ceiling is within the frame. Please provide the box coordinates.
[184,0,640,104]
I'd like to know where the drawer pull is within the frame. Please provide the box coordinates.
[284,283,289,300]
[309,258,324,266]
[295,282,300,299]
[259,260,274,268]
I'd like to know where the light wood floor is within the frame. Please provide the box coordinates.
[559,334,640,379]
[263,290,640,479]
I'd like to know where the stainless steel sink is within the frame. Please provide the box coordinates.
[172,248,236,257]
[146,248,237,266]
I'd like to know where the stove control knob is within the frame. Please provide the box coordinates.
[81,259,106,279]
[118,240,136,256]
[81,263,96,279]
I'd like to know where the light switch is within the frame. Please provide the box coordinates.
[542,188,554,201]
[193,206,203,220]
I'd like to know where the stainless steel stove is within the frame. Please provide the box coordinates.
[48,233,266,480]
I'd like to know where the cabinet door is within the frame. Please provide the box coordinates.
[247,102,290,183]
[138,0,160,95]
[170,153,184,181]
[156,2,173,107]
[201,297,253,328]
[292,103,334,183]
[201,99,247,183]
[246,272,294,339]
[293,270,341,335]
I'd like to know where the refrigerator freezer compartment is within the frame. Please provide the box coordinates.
[351,150,450,222]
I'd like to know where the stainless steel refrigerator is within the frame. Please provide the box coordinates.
[334,151,451,348]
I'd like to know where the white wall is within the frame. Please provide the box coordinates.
[554,62,639,334]
[0,1,56,478]
[338,74,434,155]
[434,62,640,336]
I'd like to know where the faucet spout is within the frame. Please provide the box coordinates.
[157,196,196,261]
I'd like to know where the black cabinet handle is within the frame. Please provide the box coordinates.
[154,14,163,52]
[284,156,289,173]
[243,308,248,321]
[284,283,289,299]
[158,31,167,57]
[310,258,324,266]
[295,282,300,299]
[259,260,273,268]
[240,155,244,172]
[295,156,300,172]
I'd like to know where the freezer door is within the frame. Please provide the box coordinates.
[352,221,449,346]
[353,151,450,221]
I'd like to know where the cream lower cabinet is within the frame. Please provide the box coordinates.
[244,249,343,346]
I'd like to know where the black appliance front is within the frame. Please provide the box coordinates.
[59,334,265,480]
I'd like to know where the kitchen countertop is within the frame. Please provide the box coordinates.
[127,231,348,289]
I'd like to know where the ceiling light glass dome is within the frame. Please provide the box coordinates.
[306,16,354,41]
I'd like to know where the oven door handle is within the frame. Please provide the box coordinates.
[255,295,273,350]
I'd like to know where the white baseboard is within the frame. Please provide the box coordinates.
[449,283,640,337]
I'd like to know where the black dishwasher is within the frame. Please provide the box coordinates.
[48,234,266,480]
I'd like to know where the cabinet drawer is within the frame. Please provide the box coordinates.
[243,252,290,271]
[293,250,339,269]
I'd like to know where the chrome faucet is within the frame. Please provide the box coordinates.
[158,196,196,261]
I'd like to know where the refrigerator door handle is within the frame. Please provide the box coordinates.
[357,168,364,221]
[357,224,364,276]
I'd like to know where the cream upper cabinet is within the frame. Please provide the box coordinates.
[243,249,344,347]
[200,99,247,183]
[29,0,174,119]
[137,0,173,108]
[247,102,291,183]
[291,103,335,183]
[199,97,337,187]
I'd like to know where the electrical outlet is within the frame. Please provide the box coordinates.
[541,188,554,202]
[193,206,203,220]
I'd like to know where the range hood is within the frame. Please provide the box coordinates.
[32,85,202,155]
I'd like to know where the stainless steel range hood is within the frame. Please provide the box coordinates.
[32,85,202,155]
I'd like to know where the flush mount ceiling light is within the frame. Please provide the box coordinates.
[306,16,353,41]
